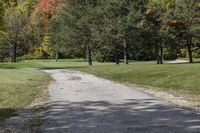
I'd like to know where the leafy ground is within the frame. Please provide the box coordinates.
[1,58,200,119]
[0,69,50,121]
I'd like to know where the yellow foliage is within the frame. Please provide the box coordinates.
[17,0,35,13]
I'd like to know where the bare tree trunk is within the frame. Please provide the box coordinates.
[123,41,128,65]
[187,36,193,63]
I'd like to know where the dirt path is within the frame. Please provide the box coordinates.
[39,69,200,133]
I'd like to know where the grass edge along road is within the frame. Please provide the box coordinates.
[0,68,50,121]
[1,59,200,120]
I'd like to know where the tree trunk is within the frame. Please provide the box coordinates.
[9,44,12,62]
[123,41,128,65]
[84,46,87,62]
[84,25,92,66]
[156,45,160,64]
[11,44,17,63]
[187,36,193,63]
[55,51,59,62]
[86,45,92,66]
[115,49,119,65]
[160,43,163,64]
[124,50,128,65]
[88,49,92,66]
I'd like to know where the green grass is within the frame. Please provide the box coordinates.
[0,59,111,69]
[0,69,50,121]
[1,59,200,95]
[1,59,200,118]
[77,62,200,95]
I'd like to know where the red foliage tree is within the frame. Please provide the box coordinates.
[30,0,63,29]
[37,0,62,16]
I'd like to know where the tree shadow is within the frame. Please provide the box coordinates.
[37,99,200,133]
[0,108,16,121]
[192,61,200,64]
[0,104,48,133]
[1,99,200,133]
[0,66,88,70]
[38,66,88,70]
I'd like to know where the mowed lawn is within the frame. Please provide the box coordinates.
[78,62,200,94]
[1,59,200,120]
[0,69,50,121]
[1,59,200,95]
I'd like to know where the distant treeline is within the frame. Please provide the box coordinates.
[0,0,199,65]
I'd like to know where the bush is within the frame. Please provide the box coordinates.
[180,48,187,58]
[94,51,115,62]
[163,49,177,60]
[193,49,200,58]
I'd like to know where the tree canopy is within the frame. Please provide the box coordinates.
[0,0,199,64]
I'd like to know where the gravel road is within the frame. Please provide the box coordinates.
[39,69,200,133]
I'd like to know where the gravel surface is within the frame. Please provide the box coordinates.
[39,69,200,133]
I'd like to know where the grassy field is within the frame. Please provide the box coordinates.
[1,59,200,93]
[1,59,200,119]
[0,69,50,121]
[78,62,200,95]
[1,59,200,95]
[0,59,108,69]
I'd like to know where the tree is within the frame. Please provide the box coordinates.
[4,7,27,62]
[49,0,102,66]
[144,1,166,64]
[48,17,64,61]
[165,0,200,63]
[0,2,4,31]
[1,0,199,62]
[99,0,148,65]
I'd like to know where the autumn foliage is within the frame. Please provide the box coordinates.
[37,0,63,15]
[30,0,63,29]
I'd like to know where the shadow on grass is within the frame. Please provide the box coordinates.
[0,108,17,122]
[192,61,200,64]
[0,65,89,70]
[0,104,48,133]
[38,66,88,70]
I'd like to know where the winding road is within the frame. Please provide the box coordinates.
[39,69,200,133]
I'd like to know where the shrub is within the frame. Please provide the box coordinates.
[163,49,177,60]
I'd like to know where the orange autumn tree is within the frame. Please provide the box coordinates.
[26,0,63,59]
[35,0,62,29]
